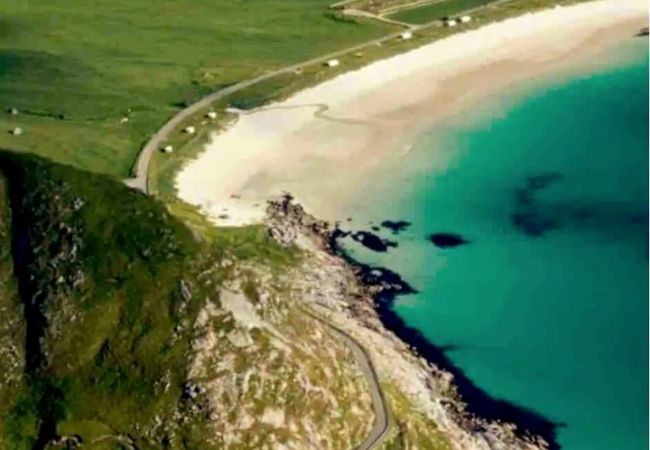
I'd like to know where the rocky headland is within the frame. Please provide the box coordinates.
[266,195,552,450]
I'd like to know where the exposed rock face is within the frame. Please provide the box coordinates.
[266,194,549,450]
[186,273,374,450]
[266,194,330,247]
[1,157,387,450]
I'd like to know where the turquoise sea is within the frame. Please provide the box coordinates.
[340,39,648,449]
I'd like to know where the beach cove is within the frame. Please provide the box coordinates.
[176,1,648,448]
[336,35,648,450]
[176,0,647,227]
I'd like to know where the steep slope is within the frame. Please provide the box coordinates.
[0,153,374,450]
[0,152,217,449]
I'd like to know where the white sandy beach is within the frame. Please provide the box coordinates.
[176,0,648,226]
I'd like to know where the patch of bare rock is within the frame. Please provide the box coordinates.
[265,194,549,450]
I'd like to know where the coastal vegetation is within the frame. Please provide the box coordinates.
[379,383,453,450]
[0,1,626,449]
[388,0,497,24]
[0,152,375,449]
[146,0,594,201]
[2,0,591,190]
[0,0,388,176]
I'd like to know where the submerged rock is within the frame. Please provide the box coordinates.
[381,220,412,234]
[264,194,555,450]
[351,231,397,252]
[512,213,558,237]
[429,233,469,249]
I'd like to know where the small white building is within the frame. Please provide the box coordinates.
[460,15,471,23]
[206,111,217,120]
[183,126,196,134]
[8,108,18,115]
[161,145,173,153]
[445,19,457,27]
[399,31,413,40]
[120,116,130,124]
[324,59,340,68]
[10,127,22,136]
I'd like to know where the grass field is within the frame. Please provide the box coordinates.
[147,0,591,200]
[388,0,498,23]
[1,0,592,187]
[0,0,389,178]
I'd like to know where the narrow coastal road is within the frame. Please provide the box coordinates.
[121,2,519,448]
[302,309,391,450]
[123,19,447,193]
[341,9,414,27]
[124,0,518,193]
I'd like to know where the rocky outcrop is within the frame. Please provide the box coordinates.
[266,194,550,450]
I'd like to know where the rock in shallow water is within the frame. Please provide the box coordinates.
[381,220,412,234]
[429,233,469,249]
[351,231,397,252]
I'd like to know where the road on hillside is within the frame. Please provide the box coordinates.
[302,309,391,450]
[121,3,520,448]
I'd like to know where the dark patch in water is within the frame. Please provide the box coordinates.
[513,173,564,237]
[372,287,564,449]
[573,207,595,221]
[513,173,648,240]
[437,343,460,352]
[347,230,398,252]
[627,212,647,225]
[371,226,381,232]
[381,220,412,234]
[352,231,397,252]
[429,233,469,248]
[512,213,559,237]
[328,229,562,449]
[527,173,564,191]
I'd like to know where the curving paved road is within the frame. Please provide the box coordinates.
[121,3,520,448]
[123,19,447,193]
[124,0,514,193]
[301,309,391,450]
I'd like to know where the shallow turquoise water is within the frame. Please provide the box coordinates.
[341,40,648,449]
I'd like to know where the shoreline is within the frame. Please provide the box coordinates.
[172,1,647,445]
[176,0,647,226]
[266,195,556,448]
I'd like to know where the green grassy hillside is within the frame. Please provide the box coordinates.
[0,152,379,450]
[0,152,265,448]
[0,1,388,177]
[0,152,217,448]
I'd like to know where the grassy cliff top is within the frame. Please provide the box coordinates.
[0,152,305,449]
